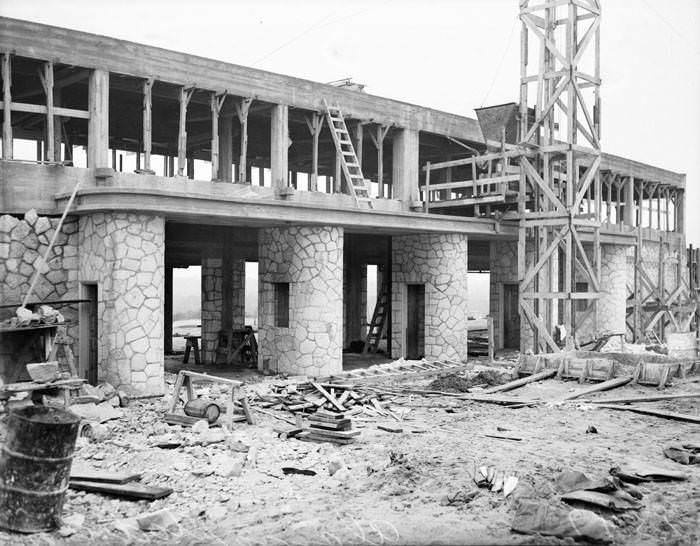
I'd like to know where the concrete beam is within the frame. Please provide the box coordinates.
[0,17,483,141]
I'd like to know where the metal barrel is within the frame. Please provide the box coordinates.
[184,398,221,424]
[0,406,80,533]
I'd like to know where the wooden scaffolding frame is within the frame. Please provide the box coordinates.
[517,0,602,352]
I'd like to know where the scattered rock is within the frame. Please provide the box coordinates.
[211,453,243,477]
[86,423,110,442]
[26,361,59,383]
[137,508,179,531]
[191,420,209,434]
[69,401,123,423]
[328,456,345,476]
[586,425,598,434]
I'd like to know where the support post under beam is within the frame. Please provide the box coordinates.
[142,78,154,172]
[210,93,226,181]
[177,86,194,176]
[236,98,252,183]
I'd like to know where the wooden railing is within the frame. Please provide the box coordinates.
[421,149,523,213]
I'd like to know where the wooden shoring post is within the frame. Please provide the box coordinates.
[334,150,341,193]
[235,98,253,183]
[210,92,226,181]
[142,78,154,173]
[53,83,63,162]
[424,161,431,212]
[38,62,55,162]
[370,125,390,198]
[354,121,364,168]
[177,86,194,176]
[305,112,323,191]
[1,52,12,159]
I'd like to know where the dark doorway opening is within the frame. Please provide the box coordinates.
[503,283,520,349]
[80,282,98,385]
[406,284,425,360]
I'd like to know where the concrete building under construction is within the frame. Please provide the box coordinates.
[0,13,696,396]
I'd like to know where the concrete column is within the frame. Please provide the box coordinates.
[79,213,164,396]
[87,69,109,168]
[391,232,469,361]
[270,104,289,189]
[392,128,420,206]
[164,264,173,354]
[258,225,343,376]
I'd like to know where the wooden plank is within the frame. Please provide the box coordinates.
[0,100,90,119]
[589,393,700,405]
[378,425,403,433]
[303,428,360,439]
[311,382,346,412]
[481,369,557,394]
[595,404,700,424]
[69,480,173,500]
[240,397,255,425]
[558,376,632,401]
[70,468,142,484]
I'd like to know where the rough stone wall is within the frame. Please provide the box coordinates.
[258,225,343,376]
[79,213,165,396]
[201,250,246,364]
[489,240,517,349]
[391,233,469,362]
[201,252,223,363]
[0,210,80,378]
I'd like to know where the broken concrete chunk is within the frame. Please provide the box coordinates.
[512,500,612,542]
[26,361,59,383]
[70,401,123,423]
[191,419,209,434]
[561,489,641,511]
[663,444,700,465]
[136,509,179,531]
[611,461,688,483]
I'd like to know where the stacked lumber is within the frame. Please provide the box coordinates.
[263,381,396,417]
[300,409,360,445]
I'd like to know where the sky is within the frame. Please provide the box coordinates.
[2,0,698,247]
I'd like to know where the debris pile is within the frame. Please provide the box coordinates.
[300,409,359,445]
[1,304,65,329]
[264,380,396,418]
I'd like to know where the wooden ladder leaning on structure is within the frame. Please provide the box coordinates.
[363,279,390,354]
[322,99,373,208]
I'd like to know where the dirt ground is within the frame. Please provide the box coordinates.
[1,361,699,545]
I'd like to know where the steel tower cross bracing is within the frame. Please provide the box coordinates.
[517,0,602,352]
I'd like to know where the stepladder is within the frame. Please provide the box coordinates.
[322,99,372,207]
[363,279,390,354]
